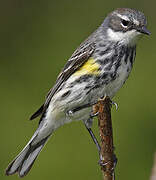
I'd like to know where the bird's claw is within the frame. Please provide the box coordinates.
[98,154,118,171]
[90,111,99,118]
[111,101,118,110]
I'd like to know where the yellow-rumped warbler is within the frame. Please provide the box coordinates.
[6,8,150,177]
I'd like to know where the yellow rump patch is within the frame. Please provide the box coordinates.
[73,58,100,76]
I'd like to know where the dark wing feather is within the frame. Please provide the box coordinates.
[30,105,44,120]
[30,41,95,120]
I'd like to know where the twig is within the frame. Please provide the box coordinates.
[93,96,116,180]
[150,152,156,180]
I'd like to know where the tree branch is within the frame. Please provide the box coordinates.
[150,152,156,180]
[93,96,116,180]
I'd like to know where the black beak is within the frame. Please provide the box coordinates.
[137,26,151,35]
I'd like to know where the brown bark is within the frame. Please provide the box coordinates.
[150,153,156,180]
[93,96,115,180]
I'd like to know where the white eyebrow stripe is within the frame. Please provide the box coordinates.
[115,13,130,21]
[115,13,140,26]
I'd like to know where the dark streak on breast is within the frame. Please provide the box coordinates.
[61,90,71,98]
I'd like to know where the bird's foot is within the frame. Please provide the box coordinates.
[90,111,99,118]
[99,95,118,110]
[98,154,118,171]
[110,100,118,110]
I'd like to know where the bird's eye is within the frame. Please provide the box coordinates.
[121,19,130,27]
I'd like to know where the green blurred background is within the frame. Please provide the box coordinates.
[1,0,156,179]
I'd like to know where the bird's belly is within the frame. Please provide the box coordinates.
[45,59,132,128]
[102,59,132,98]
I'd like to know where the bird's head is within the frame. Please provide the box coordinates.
[102,8,150,46]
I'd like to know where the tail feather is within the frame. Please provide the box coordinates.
[6,134,50,177]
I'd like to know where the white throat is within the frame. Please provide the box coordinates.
[107,28,142,46]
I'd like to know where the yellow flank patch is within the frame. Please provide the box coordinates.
[73,58,100,76]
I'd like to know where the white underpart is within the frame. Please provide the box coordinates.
[103,55,132,98]
[40,74,92,134]
[107,28,141,46]
[33,51,135,142]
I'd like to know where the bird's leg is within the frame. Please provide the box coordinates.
[68,103,101,152]
[68,102,101,151]
[84,122,101,152]
[85,121,118,169]
[67,103,100,152]
[88,99,118,171]
[67,100,118,169]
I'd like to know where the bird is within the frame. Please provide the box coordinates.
[6,8,150,177]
